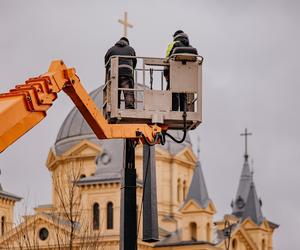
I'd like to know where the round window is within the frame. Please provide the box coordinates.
[100,152,111,165]
[39,227,49,241]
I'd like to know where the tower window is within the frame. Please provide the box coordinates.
[183,180,187,200]
[232,238,237,249]
[93,203,100,230]
[189,222,197,241]
[206,223,211,242]
[262,239,266,250]
[177,178,182,202]
[1,216,5,236]
[107,202,114,229]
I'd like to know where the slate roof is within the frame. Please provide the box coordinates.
[183,160,210,209]
[232,158,252,217]
[0,184,21,201]
[231,154,271,226]
[241,182,264,225]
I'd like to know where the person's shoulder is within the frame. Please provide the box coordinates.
[105,45,115,55]
[127,45,135,50]
[127,45,136,54]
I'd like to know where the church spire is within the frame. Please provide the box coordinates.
[232,129,265,224]
[232,129,253,217]
[241,181,264,225]
[183,145,210,208]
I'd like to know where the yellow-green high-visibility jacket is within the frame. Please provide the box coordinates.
[166,41,178,58]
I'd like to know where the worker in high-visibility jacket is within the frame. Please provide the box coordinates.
[164,30,196,111]
[165,30,186,58]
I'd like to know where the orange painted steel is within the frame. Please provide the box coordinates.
[0,60,163,153]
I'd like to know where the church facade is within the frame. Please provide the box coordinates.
[0,87,278,249]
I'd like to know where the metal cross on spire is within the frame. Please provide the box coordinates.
[118,12,133,38]
[240,128,252,161]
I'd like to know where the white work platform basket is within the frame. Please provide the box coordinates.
[102,54,203,130]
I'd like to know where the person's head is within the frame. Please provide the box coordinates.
[173,30,184,38]
[120,36,129,45]
[173,31,189,46]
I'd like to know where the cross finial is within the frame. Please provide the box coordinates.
[240,128,252,161]
[118,11,133,38]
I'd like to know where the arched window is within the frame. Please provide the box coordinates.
[93,203,100,230]
[1,216,5,235]
[177,178,182,202]
[232,238,237,249]
[189,222,197,241]
[107,202,114,229]
[183,180,187,200]
[206,223,211,241]
[262,239,266,250]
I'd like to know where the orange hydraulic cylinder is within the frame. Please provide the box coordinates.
[0,95,45,152]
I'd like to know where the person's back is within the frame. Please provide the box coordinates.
[105,37,137,79]
[104,37,136,109]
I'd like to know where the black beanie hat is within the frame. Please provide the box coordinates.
[120,37,129,45]
[173,30,184,38]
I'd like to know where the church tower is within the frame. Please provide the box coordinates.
[226,129,279,250]
[180,158,216,243]
[0,181,21,236]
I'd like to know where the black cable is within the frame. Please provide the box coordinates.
[140,132,160,146]
[163,96,187,144]
[159,132,166,145]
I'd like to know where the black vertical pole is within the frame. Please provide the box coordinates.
[120,139,137,250]
[142,144,159,242]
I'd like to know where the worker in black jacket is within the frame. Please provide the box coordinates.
[105,37,137,109]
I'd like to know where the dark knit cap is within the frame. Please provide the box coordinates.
[120,37,129,45]
[173,30,184,37]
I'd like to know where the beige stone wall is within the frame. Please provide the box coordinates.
[0,198,15,234]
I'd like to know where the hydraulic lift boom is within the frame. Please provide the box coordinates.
[0,60,162,153]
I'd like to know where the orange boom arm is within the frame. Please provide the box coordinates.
[0,60,163,153]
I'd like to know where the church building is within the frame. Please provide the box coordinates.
[0,86,278,249]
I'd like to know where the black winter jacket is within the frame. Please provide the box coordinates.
[105,40,137,78]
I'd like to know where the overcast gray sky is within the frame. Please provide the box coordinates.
[1,0,299,248]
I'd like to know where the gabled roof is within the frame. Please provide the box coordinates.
[241,182,264,225]
[183,160,210,209]
[0,212,80,245]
